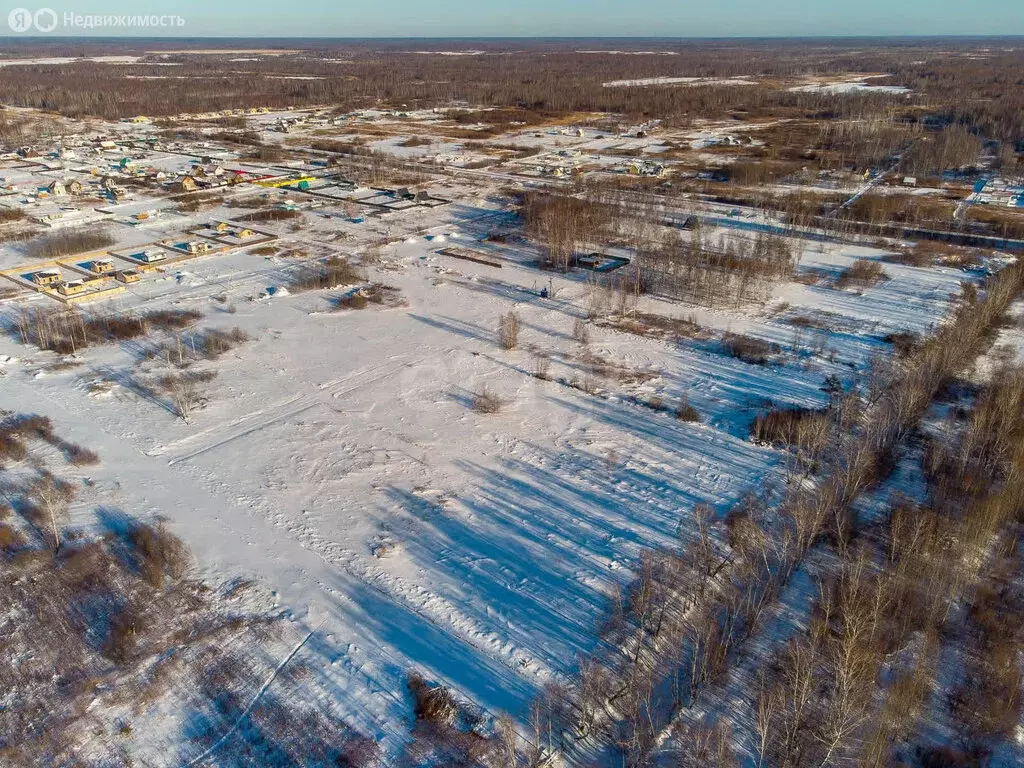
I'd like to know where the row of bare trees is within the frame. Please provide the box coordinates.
[901,125,984,177]
[759,361,1024,768]
[637,223,798,307]
[13,305,202,355]
[510,258,1024,768]
[522,189,798,307]
[24,229,115,261]
[520,192,613,271]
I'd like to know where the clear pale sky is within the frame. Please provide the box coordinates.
[5,0,1024,38]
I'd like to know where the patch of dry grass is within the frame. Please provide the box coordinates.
[722,332,781,365]
[335,283,405,310]
[288,256,364,293]
[836,259,888,290]
[471,386,504,414]
[598,311,708,341]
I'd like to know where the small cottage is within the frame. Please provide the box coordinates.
[57,280,86,296]
[180,241,212,255]
[31,270,62,286]
[115,269,141,284]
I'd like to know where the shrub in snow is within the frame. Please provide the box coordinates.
[408,672,459,727]
[497,311,520,350]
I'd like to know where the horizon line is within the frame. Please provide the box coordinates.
[0,34,1023,42]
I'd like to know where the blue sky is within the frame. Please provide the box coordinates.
[6,0,1024,37]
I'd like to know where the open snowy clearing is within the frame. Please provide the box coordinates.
[602,76,757,88]
[0,192,977,762]
[0,55,146,67]
[788,74,912,94]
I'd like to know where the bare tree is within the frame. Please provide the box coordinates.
[159,372,214,422]
[572,318,590,345]
[498,311,521,350]
[30,473,74,551]
[493,714,521,768]
[755,671,780,768]
[669,720,737,768]
[532,351,552,380]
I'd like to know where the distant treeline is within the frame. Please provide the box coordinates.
[0,39,1021,145]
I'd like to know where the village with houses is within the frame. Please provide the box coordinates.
[1,98,1021,311]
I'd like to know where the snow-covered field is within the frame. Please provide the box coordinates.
[0,179,978,761]
[788,74,912,94]
[789,82,912,94]
[0,55,145,67]
[602,76,757,88]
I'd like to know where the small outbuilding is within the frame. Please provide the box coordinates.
[31,269,62,286]
[115,269,141,284]
[132,250,166,264]
[57,280,86,296]
[180,241,212,255]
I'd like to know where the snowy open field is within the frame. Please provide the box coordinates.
[0,33,1021,765]
[0,176,980,762]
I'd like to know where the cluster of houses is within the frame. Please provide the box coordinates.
[2,133,253,208]
[975,177,1024,208]
[548,127,587,138]
[170,159,282,193]
[30,208,109,229]
[272,111,353,133]
[267,106,455,134]
[28,260,140,298]
[41,179,84,196]
[0,122,299,306]
[273,117,309,134]
[541,156,665,179]
[545,165,580,178]
[154,107,274,123]
[625,160,666,177]
[212,221,257,239]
